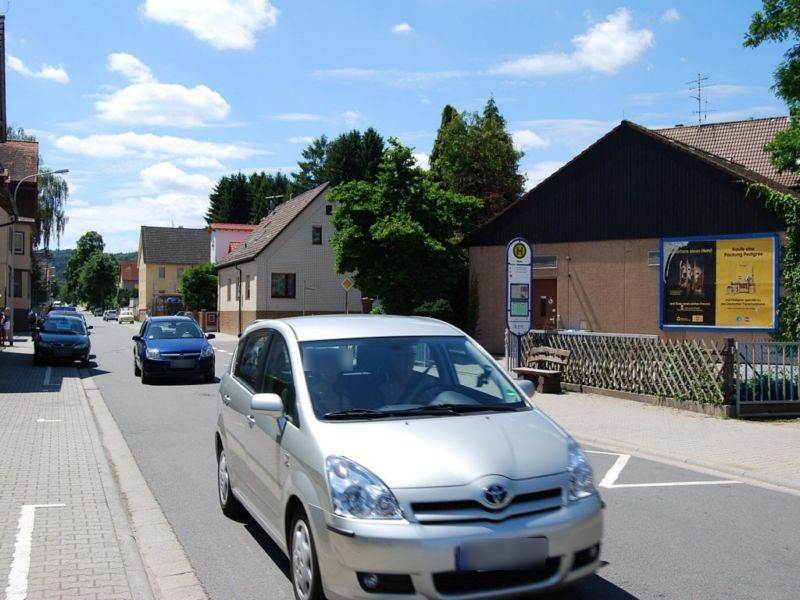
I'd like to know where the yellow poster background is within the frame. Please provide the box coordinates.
[715,237,775,328]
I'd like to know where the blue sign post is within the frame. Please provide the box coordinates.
[506,238,532,367]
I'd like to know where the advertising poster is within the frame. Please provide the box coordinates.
[661,234,778,331]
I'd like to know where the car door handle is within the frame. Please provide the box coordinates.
[247,415,256,428]
[222,394,231,406]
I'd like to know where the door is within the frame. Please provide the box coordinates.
[532,279,558,330]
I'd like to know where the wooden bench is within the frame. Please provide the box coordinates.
[513,346,571,393]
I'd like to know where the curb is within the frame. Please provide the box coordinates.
[80,374,208,599]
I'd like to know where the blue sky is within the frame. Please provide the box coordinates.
[4,0,791,252]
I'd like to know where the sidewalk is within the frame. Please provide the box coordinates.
[534,390,800,494]
[0,336,206,600]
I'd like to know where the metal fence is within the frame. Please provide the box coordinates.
[735,341,800,417]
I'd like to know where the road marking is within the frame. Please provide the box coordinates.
[43,367,54,386]
[35,419,62,423]
[5,504,66,600]
[589,450,742,489]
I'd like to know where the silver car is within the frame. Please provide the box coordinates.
[215,315,603,600]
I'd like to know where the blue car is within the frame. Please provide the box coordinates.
[132,316,216,384]
[34,315,93,366]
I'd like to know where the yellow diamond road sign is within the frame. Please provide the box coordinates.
[341,277,354,291]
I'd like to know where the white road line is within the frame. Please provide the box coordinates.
[586,450,625,456]
[5,504,66,600]
[609,481,742,489]
[35,419,62,423]
[599,453,630,488]
[43,367,53,387]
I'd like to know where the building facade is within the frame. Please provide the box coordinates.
[210,223,257,263]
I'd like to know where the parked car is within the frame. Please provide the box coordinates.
[132,316,215,384]
[174,310,195,320]
[33,315,92,367]
[214,315,603,600]
[118,308,134,324]
[49,308,89,328]
[103,310,118,321]
[93,307,104,317]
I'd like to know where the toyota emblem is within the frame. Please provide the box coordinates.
[484,484,509,507]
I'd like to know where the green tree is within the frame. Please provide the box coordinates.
[249,171,293,222]
[79,253,120,309]
[429,98,524,222]
[293,135,329,192]
[324,128,385,185]
[205,173,251,224]
[64,231,105,301]
[179,263,218,311]
[36,171,69,251]
[330,139,483,316]
[746,2,800,337]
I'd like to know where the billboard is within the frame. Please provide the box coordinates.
[660,234,779,332]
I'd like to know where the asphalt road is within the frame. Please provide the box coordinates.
[86,314,800,600]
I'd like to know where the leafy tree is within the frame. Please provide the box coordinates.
[330,139,483,316]
[293,135,329,192]
[325,128,385,185]
[36,171,69,251]
[64,231,105,300]
[79,253,120,309]
[249,171,293,222]
[205,173,251,224]
[746,2,800,337]
[429,98,524,222]
[179,263,218,311]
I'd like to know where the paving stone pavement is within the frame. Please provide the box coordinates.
[0,336,205,600]
[533,389,800,494]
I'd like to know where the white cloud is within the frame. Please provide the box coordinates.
[141,0,279,50]
[140,162,216,193]
[7,54,69,83]
[512,129,550,151]
[524,161,565,190]
[413,152,430,170]
[178,156,226,170]
[314,68,468,86]
[289,136,315,144]
[513,118,615,150]
[54,131,263,161]
[97,53,230,127]
[272,112,323,122]
[662,8,680,23]
[392,23,413,34]
[490,9,654,77]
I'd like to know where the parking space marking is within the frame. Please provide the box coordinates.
[587,450,742,489]
[42,366,58,387]
[36,419,62,423]
[5,504,66,600]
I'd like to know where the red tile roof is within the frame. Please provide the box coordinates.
[210,223,258,232]
[654,117,797,188]
[119,259,139,282]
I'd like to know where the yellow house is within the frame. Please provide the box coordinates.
[137,226,210,318]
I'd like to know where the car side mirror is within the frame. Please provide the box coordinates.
[87,325,94,329]
[250,393,283,417]
[205,333,216,340]
[132,335,142,342]
[517,379,536,398]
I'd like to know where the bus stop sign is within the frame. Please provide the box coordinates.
[506,237,532,336]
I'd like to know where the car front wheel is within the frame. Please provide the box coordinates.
[290,510,324,600]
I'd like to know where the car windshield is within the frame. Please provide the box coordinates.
[41,318,86,335]
[300,336,527,420]
[147,320,203,340]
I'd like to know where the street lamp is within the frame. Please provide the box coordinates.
[8,169,68,345]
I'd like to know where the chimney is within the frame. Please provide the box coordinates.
[0,15,6,143]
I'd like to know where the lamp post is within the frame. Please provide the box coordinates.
[9,169,68,345]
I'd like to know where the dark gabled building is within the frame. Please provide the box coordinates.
[464,118,795,354]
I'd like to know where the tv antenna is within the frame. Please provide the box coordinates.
[687,73,710,124]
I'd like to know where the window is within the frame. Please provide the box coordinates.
[158,267,166,279]
[312,225,322,245]
[234,330,271,391]
[13,231,24,255]
[271,273,296,298]
[177,267,184,280]
[227,278,231,302]
[262,334,297,423]
[245,274,251,300]
[647,251,660,266]
[533,255,558,269]
[325,204,333,215]
[13,270,22,298]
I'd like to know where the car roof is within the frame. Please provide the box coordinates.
[250,314,463,342]
[148,316,194,322]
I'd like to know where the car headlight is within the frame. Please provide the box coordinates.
[74,343,88,350]
[201,345,214,358]
[145,347,161,359]
[568,438,597,501]
[326,457,403,520]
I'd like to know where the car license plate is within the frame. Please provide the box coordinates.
[54,348,72,358]
[170,359,195,369]
[456,537,548,571]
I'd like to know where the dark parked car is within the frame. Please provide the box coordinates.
[132,316,215,384]
[33,315,92,366]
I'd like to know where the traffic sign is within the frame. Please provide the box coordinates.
[341,277,354,291]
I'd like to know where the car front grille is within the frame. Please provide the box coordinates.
[160,352,200,359]
[409,487,563,524]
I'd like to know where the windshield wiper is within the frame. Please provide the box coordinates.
[322,408,394,420]
[393,403,521,416]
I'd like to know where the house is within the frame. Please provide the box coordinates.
[119,259,139,291]
[209,223,257,263]
[215,183,362,335]
[464,117,792,354]
[0,139,40,333]
[137,226,210,317]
